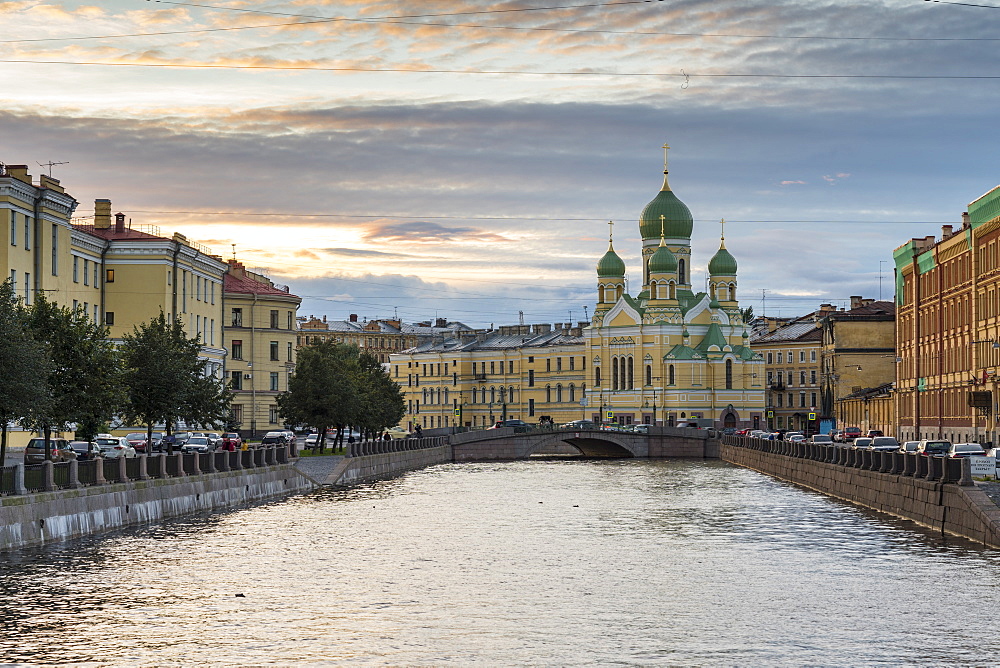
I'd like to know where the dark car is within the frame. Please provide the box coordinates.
[488,419,529,429]
[23,438,76,464]
[180,436,215,454]
[68,440,103,461]
[917,440,951,457]
[261,431,290,445]
[562,420,597,430]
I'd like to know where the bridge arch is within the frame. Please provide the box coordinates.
[523,430,640,458]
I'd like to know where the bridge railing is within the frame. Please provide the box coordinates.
[0,445,291,497]
[345,436,447,457]
[722,435,973,485]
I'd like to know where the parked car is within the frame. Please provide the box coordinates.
[23,437,76,464]
[842,427,862,442]
[631,424,652,434]
[304,433,320,447]
[868,437,900,452]
[488,419,529,429]
[788,434,806,443]
[851,437,874,450]
[562,420,597,429]
[866,429,885,438]
[900,441,921,454]
[916,440,952,457]
[261,431,290,445]
[810,434,833,444]
[126,432,148,450]
[221,433,242,450]
[68,440,103,461]
[95,436,136,459]
[948,443,986,458]
[181,436,215,454]
[385,426,411,439]
[829,429,843,442]
[204,433,223,448]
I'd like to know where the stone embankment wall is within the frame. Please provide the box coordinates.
[324,437,452,485]
[0,465,312,552]
[721,437,1000,549]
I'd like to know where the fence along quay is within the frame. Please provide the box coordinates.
[721,435,1000,549]
[0,445,312,551]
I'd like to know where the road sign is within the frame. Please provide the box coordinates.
[808,412,817,420]
[766,410,774,418]
[606,411,614,419]
[454,408,461,417]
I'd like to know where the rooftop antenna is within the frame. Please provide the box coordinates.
[879,260,887,300]
[519,310,524,325]
[231,243,237,261]
[761,288,767,317]
[36,160,68,177]
[583,305,588,321]
[394,306,399,319]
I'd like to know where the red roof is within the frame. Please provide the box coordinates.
[224,266,300,299]
[73,224,164,241]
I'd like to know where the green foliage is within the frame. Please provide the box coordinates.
[119,313,232,438]
[23,295,121,439]
[740,305,754,324]
[278,342,404,446]
[0,280,50,460]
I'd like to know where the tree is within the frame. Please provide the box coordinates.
[24,296,121,454]
[0,281,50,463]
[120,313,232,447]
[356,350,405,439]
[740,305,754,325]
[278,341,362,453]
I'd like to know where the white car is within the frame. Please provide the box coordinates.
[900,441,920,454]
[850,437,874,450]
[95,436,136,459]
[868,437,900,452]
[304,433,320,446]
[948,443,986,458]
[810,434,833,444]
[787,434,806,443]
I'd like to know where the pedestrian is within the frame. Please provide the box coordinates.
[383,432,391,442]
[348,434,355,444]
[414,425,422,438]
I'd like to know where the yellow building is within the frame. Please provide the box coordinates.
[836,383,895,437]
[0,165,79,308]
[585,146,765,429]
[224,260,301,437]
[751,312,826,433]
[391,323,588,430]
[298,314,423,363]
[816,296,896,424]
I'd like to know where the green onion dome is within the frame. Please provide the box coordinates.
[708,241,738,276]
[648,238,678,274]
[597,241,626,278]
[639,162,693,241]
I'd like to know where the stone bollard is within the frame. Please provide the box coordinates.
[861,449,872,471]
[117,455,128,483]
[68,459,82,489]
[191,452,201,475]
[888,451,901,475]
[95,457,107,485]
[902,452,916,477]
[138,454,150,480]
[926,456,940,482]
[914,454,928,479]
[206,451,217,473]
[944,457,962,483]
[232,450,242,470]
[878,451,891,474]
[174,452,186,476]
[13,464,27,495]
[43,460,55,492]
[959,456,975,486]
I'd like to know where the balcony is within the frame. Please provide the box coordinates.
[769,382,785,391]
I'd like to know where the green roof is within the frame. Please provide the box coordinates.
[708,243,738,276]
[648,241,678,274]
[639,188,693,240]
[664,344,701,360]
[694,322,729,353]
[597,243,626,277]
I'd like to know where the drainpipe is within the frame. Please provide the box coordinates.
[250,292,257,439]
[171,241,181,321]
[32,191,42,303]
[99,238,110,324]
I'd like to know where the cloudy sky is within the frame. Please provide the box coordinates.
[2,0,998,327]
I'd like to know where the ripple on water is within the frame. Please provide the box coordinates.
[2,459,999,666]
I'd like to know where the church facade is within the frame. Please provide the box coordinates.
[584,145,766,429]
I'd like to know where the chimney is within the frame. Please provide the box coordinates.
[767,317,778,333]
[115,212,126,234]
[39,174,64,193]
[941,224,953,241]
[94,199,112,230]
[349,313,358,322]
[322,315,327,323]
[436,317,447,328]
[962,212,970,229]
[4,165,31,184]
[850,295,863,310]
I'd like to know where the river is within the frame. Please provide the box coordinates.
[1,459,998,666]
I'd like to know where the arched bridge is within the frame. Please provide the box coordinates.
[448,426,718,461]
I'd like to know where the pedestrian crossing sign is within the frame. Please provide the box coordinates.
[606,411,613,419]
[808,412,817,420]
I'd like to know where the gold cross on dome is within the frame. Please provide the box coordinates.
[660,214,666,238]
[720,218,726,241]
[662,142,670,170]
[608,220,614,242]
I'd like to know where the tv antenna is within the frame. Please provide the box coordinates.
[37,161,68,177]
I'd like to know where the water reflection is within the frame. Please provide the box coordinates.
[2,459,999,666]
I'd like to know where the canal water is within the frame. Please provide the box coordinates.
[2,459,999,666]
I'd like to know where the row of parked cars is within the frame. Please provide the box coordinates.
[23,431,248,464]
[745,430,996,459]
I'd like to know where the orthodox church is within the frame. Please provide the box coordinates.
[584,145,765,430]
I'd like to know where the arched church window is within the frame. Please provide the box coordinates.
[730,284,737,302]
[646,364,652,386]
[612,357,619,391]
[627,356,634,390]
[595,366,602,386]
[669,282,676,299]
[509,387,515,403]
[490,386,496,403]
[556,384,563,402]
[725,359,733,390]
[569,384,576,402]
[669,364,675,386]
[678,259,686,284]
[546,385,551,403]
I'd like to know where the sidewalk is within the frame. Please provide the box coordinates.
[293,454,345,486]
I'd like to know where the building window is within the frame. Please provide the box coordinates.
[270,310,279,329]
[269,405,279,423]
[528,369,535,387]
[646,364,652,386]
[570,357,575,371]
[287,311,293,330]
[569,384,576,402]
[211,282,215,305]
[232,340,243,360]
[767,352,773,364]
[800,351,806,363]
[93,263,98,289]
[491,361,496,374]
[270,341,279,361]
[509,360,514,373]
[287,342,293,361]
[24,273,30,304]
[811,392,817,407]
[595,366,601,386]
[546,359,551,372]
[810,370,816,384]
[810,350,817,362]
[777,352,783,364]
[105,269,114,283]
[777,394,783,408]
[669,365,675,386]
[529,398,535,416]
[9,270,15,295]
[556,357,562,371]
[231,371,243,390]
[270,372,279,391]
[83,259,89,286]
[51,224,58,275]
[73,256,78,282]
[546,386,551,403]
[105,311,115,326]
[9,211,15,246]
[181,270,186,312]
[24,216,30,249]
[800,392,806,408]
[232,308,243,327]
[726,359,733,389]
[231,404,243,425]
[800,371,806,385]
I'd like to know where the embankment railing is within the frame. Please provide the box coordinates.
[1,444,293,497]
[345,436,448,458]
